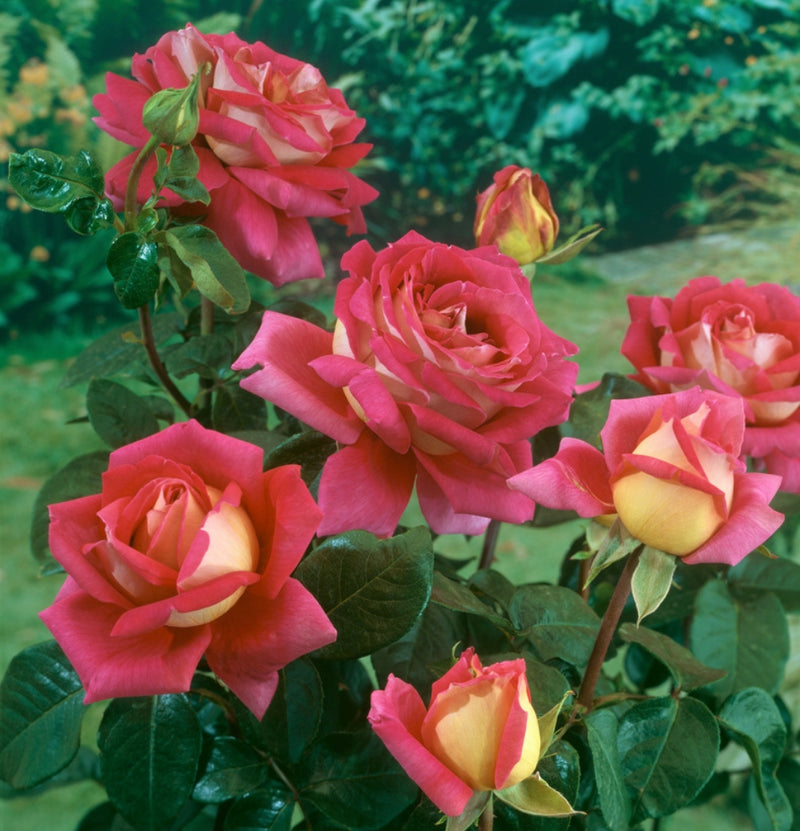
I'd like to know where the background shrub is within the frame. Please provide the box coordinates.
[3,0,800,335]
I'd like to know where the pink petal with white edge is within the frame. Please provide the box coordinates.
[40,588,210,703]
[508,438,615,517]
[368,675,475,817]
[317,433,417,538]
[682,471,784,566]
[235,312,362,444]
[206,578,336,718]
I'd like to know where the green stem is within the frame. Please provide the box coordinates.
[479,519,501,571]
[478,796,494,831]
[138,305,193,418]
[124,135,159,231]
[576,548,641,712]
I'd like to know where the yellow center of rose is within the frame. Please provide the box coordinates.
[132,483,259,627]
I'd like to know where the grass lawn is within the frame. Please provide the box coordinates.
[2,221,799,829]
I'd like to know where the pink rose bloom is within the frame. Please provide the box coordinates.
[368,648,541,817]
[93,23,378,285]
[621,277,800,488]
[39,420,336,718]
[474,166,559,265]
[509,389,783,564]
[234,230,578,537]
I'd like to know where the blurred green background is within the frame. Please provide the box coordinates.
[2,0,800,828]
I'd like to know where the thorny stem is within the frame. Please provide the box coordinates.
[138,305,193,418]
[576,547,641,712]
[479,519,501,572]
[268,756,312,830]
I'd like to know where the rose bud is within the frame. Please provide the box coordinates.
[509,388,783,564]
[368,648,540,817]
[474,166,559,264]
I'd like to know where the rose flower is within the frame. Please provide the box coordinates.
[93,23,378,285]
[40,420,336,718]
[509,389,783,564]
[474,166,559,265]
[234,230,578,537]
[621,277,800,488]
[368,648,541,817]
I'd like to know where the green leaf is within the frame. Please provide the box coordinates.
[59,314,183,388]
[8,149,105,212]
[618,696,719,820]
[64,195,116,235]
[263,431,337,487]
[86,378,161,448]
[585,709,632,831]
[729,554,800,612]
[253,658,324,764]
[0,641,85,790]
[718,688,792,831]
[107,232,161,310]
[430,571,512,628]
[164,225,249,314]
[223,784,294,831]
[300,729,418,829]
[99,695,203,831]
[164,333,235,380]
[193,736,269,803]
[30,451,109,564]
[630,546,677,623]
[612,0,660,26]
[496,773,579,816]
[294,527,434,659]
[536,223,603,265]
[212,384,268,433]
[162,145,210,205]
[509,584,600,667]
[618,622,726,691]
[690,580,789,699]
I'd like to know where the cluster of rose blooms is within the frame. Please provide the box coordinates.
[37,25,797,820]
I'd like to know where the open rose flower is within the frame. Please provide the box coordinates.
[93,23,378,285]
[509,388,783,564]
[39,420,336,718]
[234,230,578,537]
[474,166,559,265]
[621,277,800,488]
[368,648,541,817]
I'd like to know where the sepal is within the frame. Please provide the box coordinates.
[494,771,582,817]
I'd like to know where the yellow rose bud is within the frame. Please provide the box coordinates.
[474,166,559,265]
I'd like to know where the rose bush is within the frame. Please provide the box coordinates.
[93,23,378,285]
[39,420,336,718]
[509,388,783,563]
[234,230,578,537]
[368,647,541,817]
[621,276,800,488]
[474,166,559,265]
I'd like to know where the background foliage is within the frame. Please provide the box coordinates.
[3,0,800,336]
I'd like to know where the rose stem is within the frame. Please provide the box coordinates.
[478,797,494,831]
[123,135,159,231]
[138,305,194,417]
[479,519,501,571]
[192,296,217,420]
[576,547,641,712]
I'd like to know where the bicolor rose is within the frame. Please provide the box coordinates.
[621,277,800,488]
[509,388,783,564]
[40,420,336,718]
[234,230,578,537]
[93,23,377,285]
[474,166,559,265]
[368,648,540,817]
